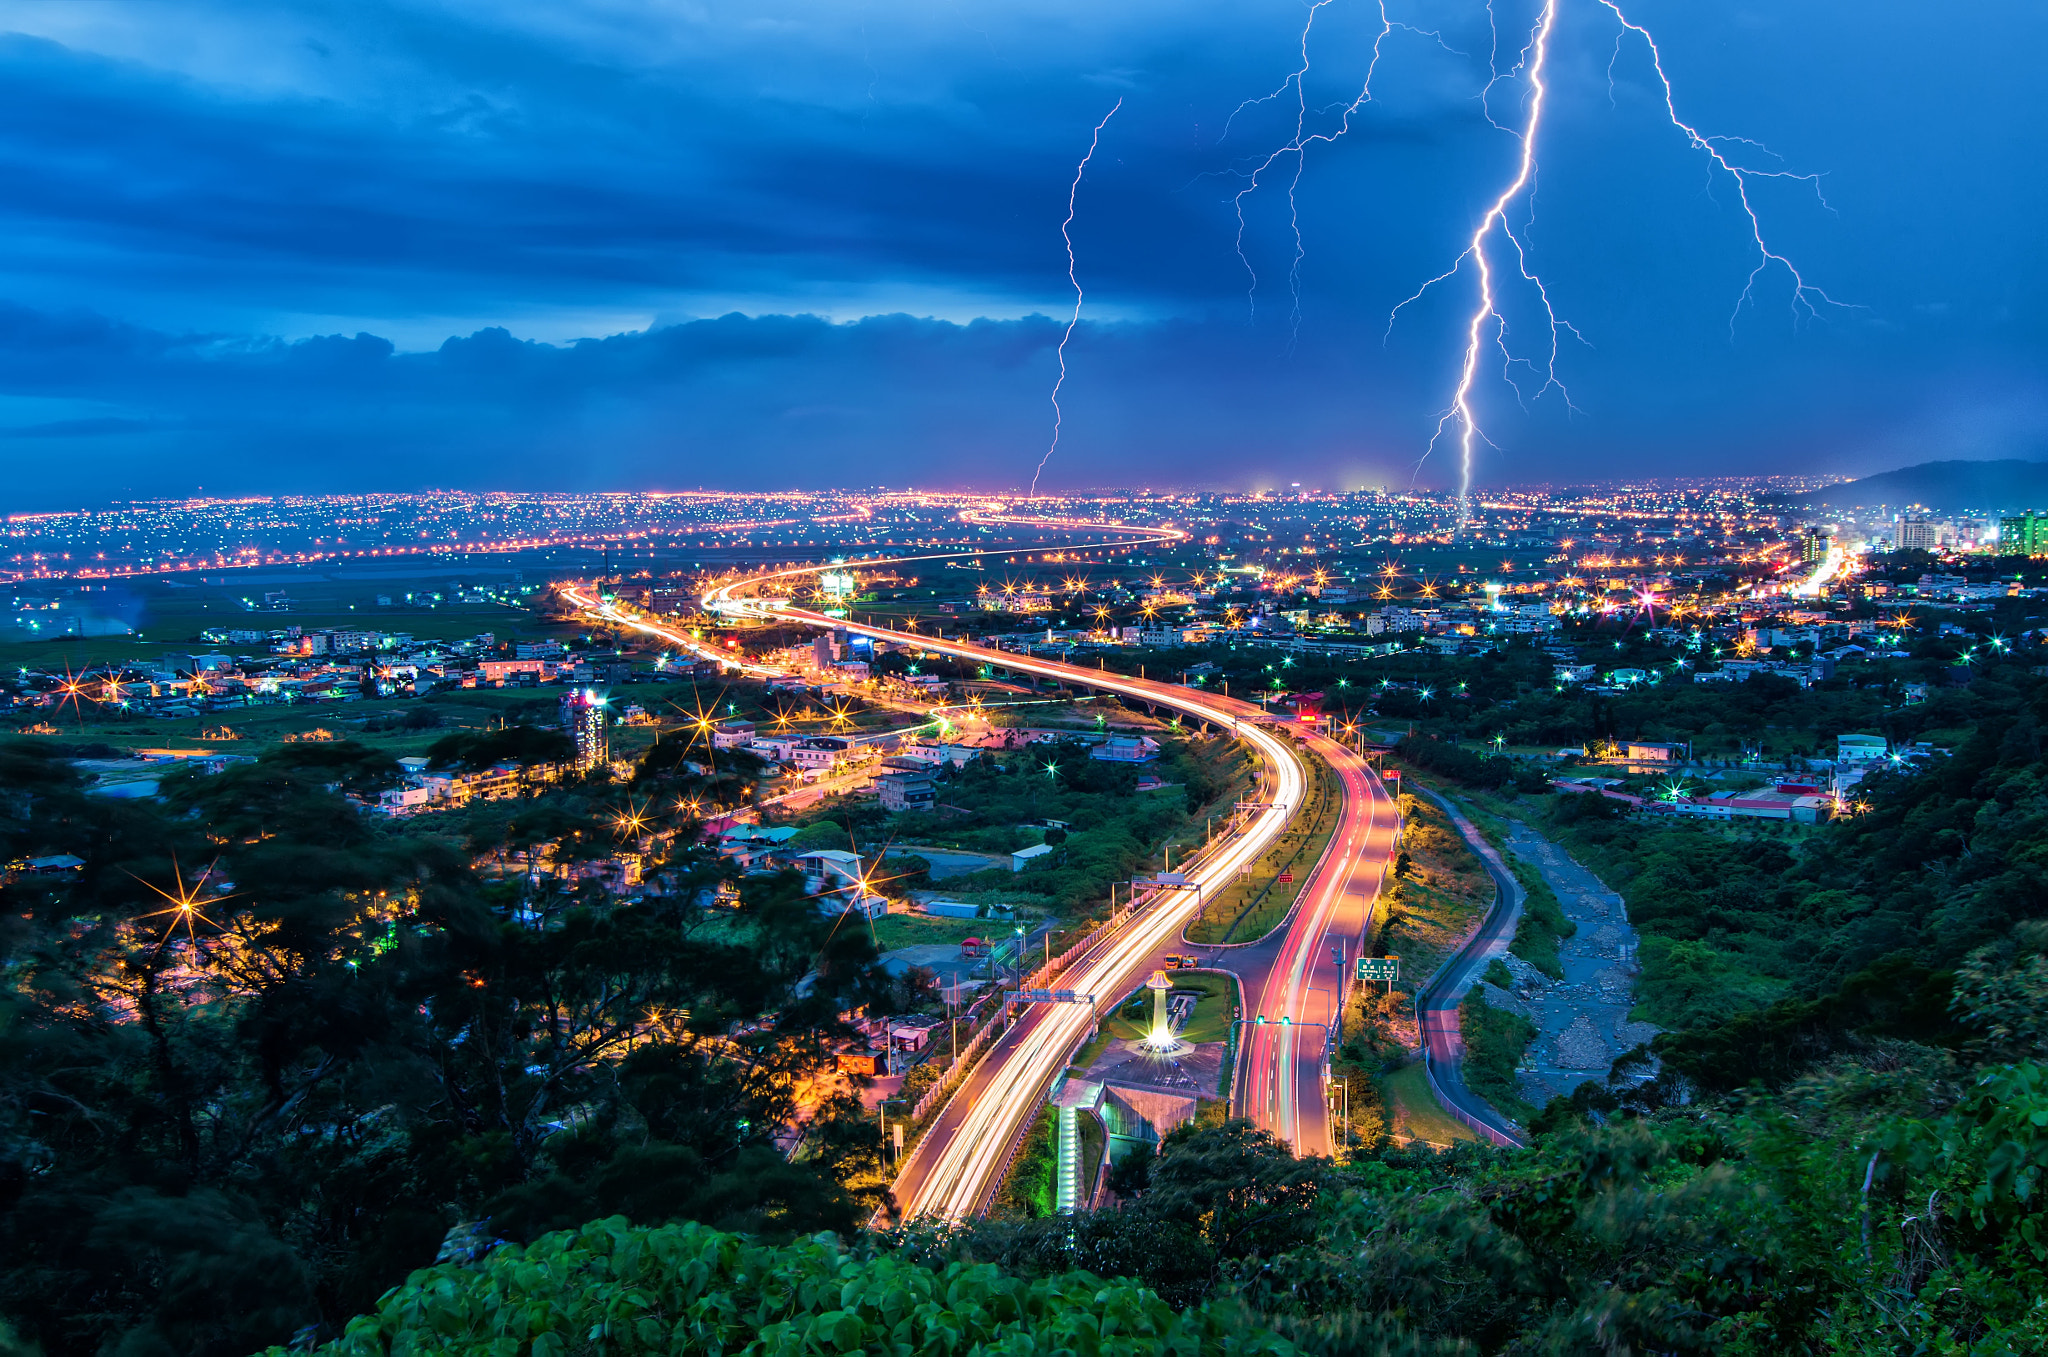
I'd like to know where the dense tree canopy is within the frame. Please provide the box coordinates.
[0,739,895,1356]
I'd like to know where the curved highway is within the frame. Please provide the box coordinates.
[752,602,1303,1216]
[563,510,1381,1212]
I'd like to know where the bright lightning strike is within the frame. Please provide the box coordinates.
[1387,0,1846,530]
[1030,98,1121,498]
[1391,0,1569,531]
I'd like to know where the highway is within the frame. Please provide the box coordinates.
[1233,731,1397,1157]
[562,513,1367,1214]
[757,602,1303,1216]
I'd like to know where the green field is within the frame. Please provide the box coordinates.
[871,913,999,951]
[1100,971,1238,1045]
[6,567,576,662]
[1373,792,1493,999]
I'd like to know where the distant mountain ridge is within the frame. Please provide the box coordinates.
[1797,459,2048,514]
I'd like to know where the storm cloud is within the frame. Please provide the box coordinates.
[0,0,2040,505]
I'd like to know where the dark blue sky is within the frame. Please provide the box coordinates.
[0,0,2041,506]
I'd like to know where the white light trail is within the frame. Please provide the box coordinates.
[1030,99,1122,498]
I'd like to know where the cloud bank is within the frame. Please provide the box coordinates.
[0,0,2040,504]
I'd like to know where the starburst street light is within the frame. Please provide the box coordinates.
[129,858,233,951]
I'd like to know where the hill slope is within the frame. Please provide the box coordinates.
[1798,458,2048,513]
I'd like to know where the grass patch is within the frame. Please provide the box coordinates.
[1184,748,1343,944]
[1078,1110,1106,1207]
[1458,989,1538,1125]
[995,1104,1057,1217]
[1375,793,1492,997]
[1068,1025,1116,1076]
[1098,971,1239,1045]
[1380,1062,1476,1146]
[870,914,993,952]
[1504,854,1576,980]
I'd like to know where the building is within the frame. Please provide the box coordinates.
[2000,511,2048,558]
[1090,734,1161,763]
[1896,516,1945,553]
[875,763,935,813]
[1011,842,1056,872]
[572,656,633,684]
[710,720,757,749]
[1801,529,1833,564]
[1836,733,1888,764]
[480,658,549,685]
[893,740,980,769]
[1669,789,1832,823]
[791,738,847,771]
[560,688,608,772]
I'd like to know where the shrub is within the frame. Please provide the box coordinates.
[274,1217,1293,1356]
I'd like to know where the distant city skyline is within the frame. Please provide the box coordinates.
[0,1,2041,506]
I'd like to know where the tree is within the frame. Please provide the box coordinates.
[0,739,901,1356]
[267,1217,1295,1356]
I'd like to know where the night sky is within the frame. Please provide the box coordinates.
[1,0,2041,506]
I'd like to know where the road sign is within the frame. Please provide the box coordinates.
[1277,870,1294,883]
[1355,956,1400,982]
[1015,988,1093,1005]
[1156,871,1189,886]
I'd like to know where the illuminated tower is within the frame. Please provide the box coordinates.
[1141,970,1176,1052]
[561,688,608,773]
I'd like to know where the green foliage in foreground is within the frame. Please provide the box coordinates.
[918,1051,2048,1356]
[270,1217,1292,1357]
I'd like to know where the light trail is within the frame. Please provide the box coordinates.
[1031,100,1122,498]
[1790,543,1844,598]
[859,661,1299,1218]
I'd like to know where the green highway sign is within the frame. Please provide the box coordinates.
[1355,956,1400,982]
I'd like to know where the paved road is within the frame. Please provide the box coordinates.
[1412,787,1527,1148]
[702,578,1306,1215]
[573,514,1350,1213]
[1231,733,1398,1158]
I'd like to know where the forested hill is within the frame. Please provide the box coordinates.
[13,654,2048,1353]
[290,655,2048,1353]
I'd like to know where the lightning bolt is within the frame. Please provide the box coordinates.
[1597,0,1854,331]
[1030,97,1121,498]
[1223,2,1455,343]
[1386,0,1846,531]
[1389,0,1568,531]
